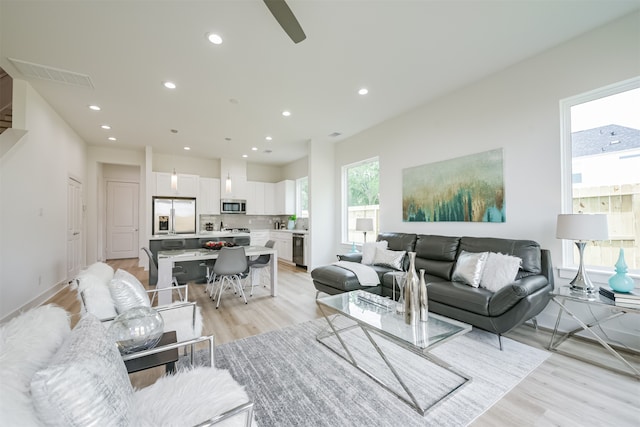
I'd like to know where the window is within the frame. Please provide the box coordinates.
[342,158,380,245]
[296,176,308,218]
[560,78,640,273]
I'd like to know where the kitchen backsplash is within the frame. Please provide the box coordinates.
[199,214,308,232]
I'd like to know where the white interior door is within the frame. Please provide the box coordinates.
[106,181,139,259]
[67,177,83,279]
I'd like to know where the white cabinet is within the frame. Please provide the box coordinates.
[250,230,270,246]
[264,183,276,215]
[155,172,199,197]
[246,181,266,215]
[220,175,247,200]
[270,231,292,262]
[275,180,295,215]
[198,177,220,215]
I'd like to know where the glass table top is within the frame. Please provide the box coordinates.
[553,285,640,313]
[317,290,472,351]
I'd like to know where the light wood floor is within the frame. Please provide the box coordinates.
[46,259,640,426]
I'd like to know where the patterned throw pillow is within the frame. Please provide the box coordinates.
[452,250,489,287]
[373,248,406,271]
[109,269,151,313]
[30,315,133,426]
[361,241,388,265]
[480,252,522,292]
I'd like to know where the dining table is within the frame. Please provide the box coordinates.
[156,245,278,306]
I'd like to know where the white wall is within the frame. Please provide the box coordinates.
[0,80,86,321]
[282,156,309,180]
[333,12,640,343]
[153,153,219,178]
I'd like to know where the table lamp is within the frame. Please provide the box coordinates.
[356,218,374,243]
[556,213,608,294]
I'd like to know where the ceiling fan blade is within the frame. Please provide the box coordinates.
[263,0,306,44]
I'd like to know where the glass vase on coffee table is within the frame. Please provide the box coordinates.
[389,271,406,313]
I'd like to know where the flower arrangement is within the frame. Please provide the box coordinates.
[289,214,297,221]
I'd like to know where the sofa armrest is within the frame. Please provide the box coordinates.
[488,275,550,316]
[337,253,362,263]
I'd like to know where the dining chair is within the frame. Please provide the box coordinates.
[211,246,249,309]
[246,240,275,296]
[141,247,186,303]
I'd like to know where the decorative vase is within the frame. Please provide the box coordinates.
[608,248,635,293]
[404,252,419,325]
[107,306,164,355]
[287,219,295,230]
[418,269,428,322]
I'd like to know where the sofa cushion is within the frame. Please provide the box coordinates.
[109,268,151,313]
[377,232,417,252]
[30,314,133,426]
[0,305,70,427]
[373,248,406,271]
[459,237,541,274]
[133,366,253,427]
[414,235,460,280]
[84,262,114,284]
[480,252,522,292]
[452,251,489,287]
[427,281,493,316]
[361,241,388,265]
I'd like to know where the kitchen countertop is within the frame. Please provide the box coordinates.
[149,232,250,240]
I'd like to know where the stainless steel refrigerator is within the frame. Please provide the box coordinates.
[152,197,196,235]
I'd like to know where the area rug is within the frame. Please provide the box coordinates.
[209,318,549,427]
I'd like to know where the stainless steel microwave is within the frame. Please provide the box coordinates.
[221,199,246,214]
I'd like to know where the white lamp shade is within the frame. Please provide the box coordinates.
[355,218,374,232]
[556,214,609,241]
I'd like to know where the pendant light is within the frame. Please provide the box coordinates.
[171,169,178,191]
[225,172,232,193]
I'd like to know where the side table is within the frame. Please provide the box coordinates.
[548,286,640,379]
[124,331,179,374]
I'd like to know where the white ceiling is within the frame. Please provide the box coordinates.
[1,1,639,166]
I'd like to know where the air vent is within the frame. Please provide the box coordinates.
[329,132,342,138]
[8,58,94,89]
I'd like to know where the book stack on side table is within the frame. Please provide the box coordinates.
[599,287,640,308]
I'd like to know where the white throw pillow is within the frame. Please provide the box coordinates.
[84,262,114,284]
[361,240,388,265]
[372,248,406,271]
[452,250,489,287]
[480,252,522,293]
[30,315,133,426]
[0,305,71,427]
[109,269,151,314]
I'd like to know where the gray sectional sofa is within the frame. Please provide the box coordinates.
[311,232,554,348]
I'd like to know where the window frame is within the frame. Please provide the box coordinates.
[295,176,308,219]
[341,156,380,245]
[559,76,640,280]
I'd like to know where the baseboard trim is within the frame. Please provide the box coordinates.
[0,280,69,323]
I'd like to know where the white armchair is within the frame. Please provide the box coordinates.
[72,262,203,343]
[0,305,255,426]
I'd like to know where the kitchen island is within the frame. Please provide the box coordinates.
[148,232,251,284]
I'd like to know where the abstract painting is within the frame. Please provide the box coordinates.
[402,148,505,222]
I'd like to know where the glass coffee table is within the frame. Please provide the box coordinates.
[316,290,472,416]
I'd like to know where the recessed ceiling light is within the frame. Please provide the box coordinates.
[265,136,272,141]
[163,81,176,89]
[101,125,111,130]
[183,146,190,150]
[170,129,178,133]
[282,111,291,117]
[89,105,101,111]
[242,154,248,158]
[108,137,117,141]
[207,33,223,45]
[225,137,232,141]
[358,88,369,95]
[251,147,258,151]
